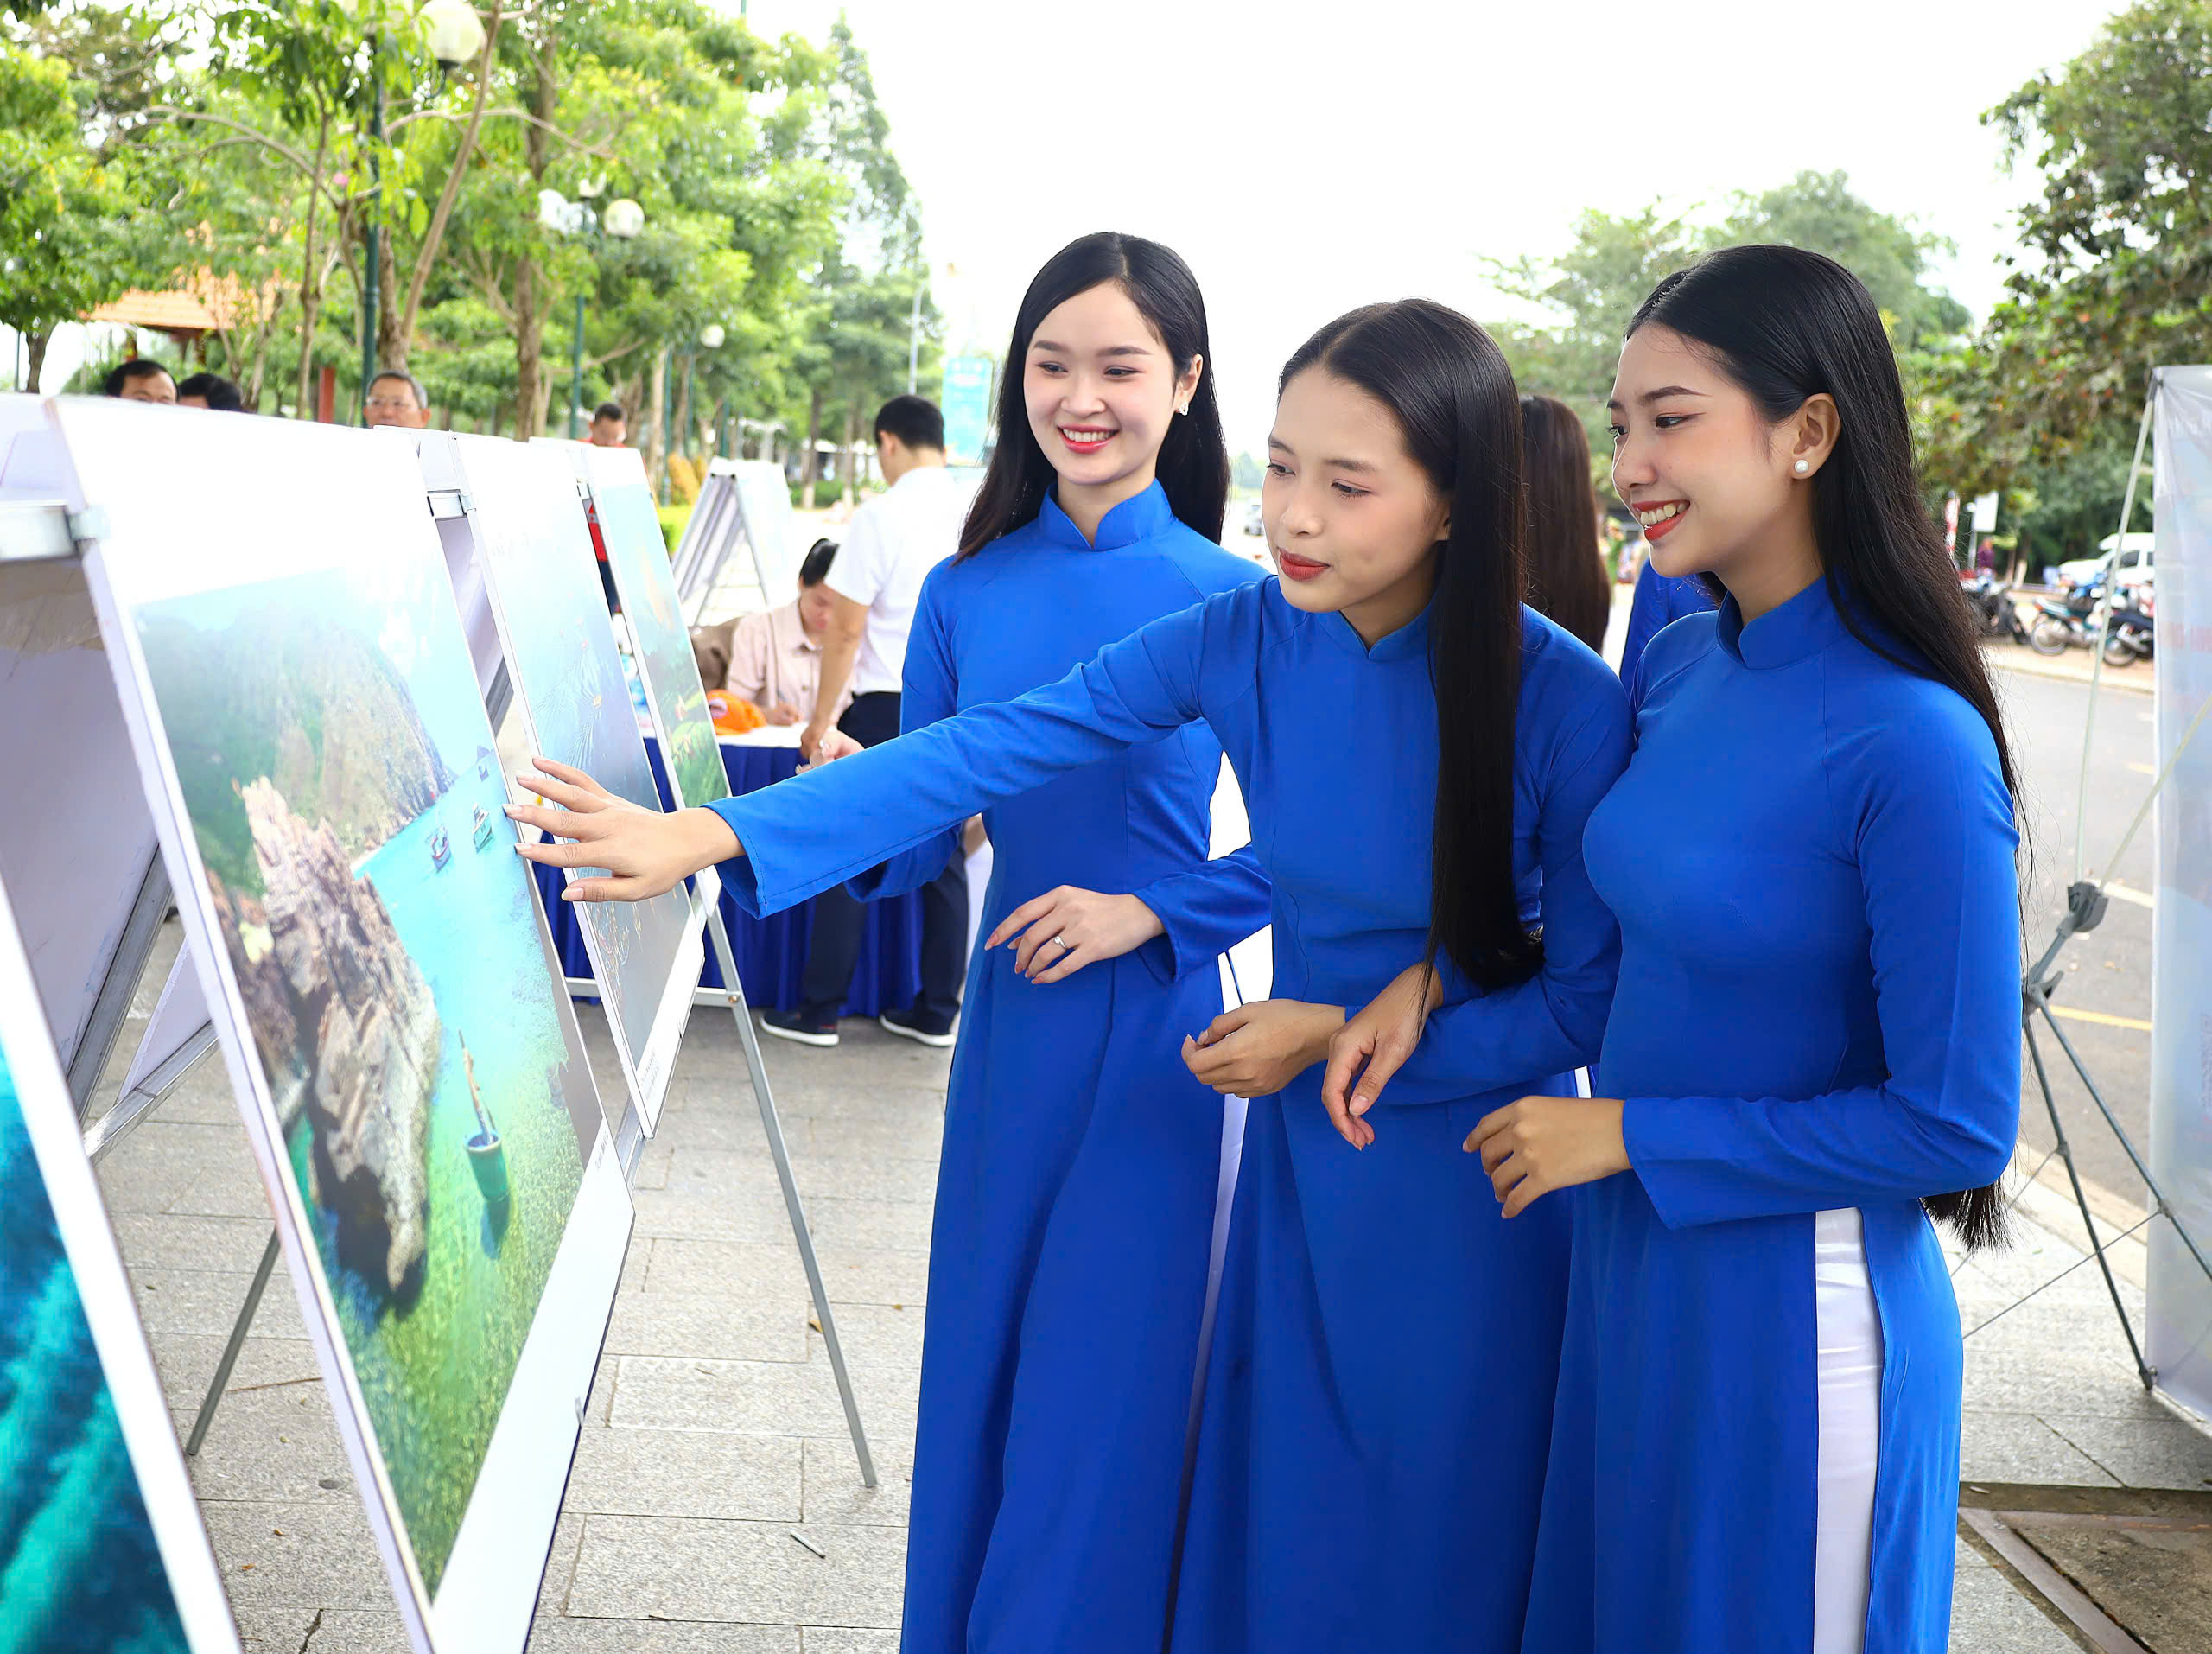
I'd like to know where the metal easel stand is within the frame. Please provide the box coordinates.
[700,906,876,1487]
[1985,580,2212,1386]
[2015,880,2212,1390]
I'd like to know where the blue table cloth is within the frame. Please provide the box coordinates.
[531,735,923,1015]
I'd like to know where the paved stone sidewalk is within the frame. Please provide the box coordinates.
[90,921,2212,1651]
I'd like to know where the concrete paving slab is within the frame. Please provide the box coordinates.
[801,1439,911,1528]
[1948,1537,2082,1653]
[2043,1411,2212,1491]
[199,1500,395,1607]
[606,1290,811,1364]
[564,1516,906,1626]
[1961,1410,2122,1487]
[568,1427,802,1521]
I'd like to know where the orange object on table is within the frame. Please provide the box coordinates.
[706,690,765,735]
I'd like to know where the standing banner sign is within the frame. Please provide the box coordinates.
[940,354,994,466]
[2150,365,2212,1424]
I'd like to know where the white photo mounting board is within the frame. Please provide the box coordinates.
[442,434,703,1131]
[0,397,168,1097]
[582,445,730,811]
[52,397,633,1654]
[0,864,243,1654]
[2149,365,2212,1425]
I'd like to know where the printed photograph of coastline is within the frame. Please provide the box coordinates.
[0,1056,192,1654]
[0,877,237,1654]
[592,459,729,811]
[454,436,697,1104]
[130,562,606,1594]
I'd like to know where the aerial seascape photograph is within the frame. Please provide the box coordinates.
[457,437,698,1084]
[0,1038,193,1654]
[129,561,607,1594]
[595,474,728,812]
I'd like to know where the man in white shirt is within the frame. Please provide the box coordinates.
[766,396,971,1049]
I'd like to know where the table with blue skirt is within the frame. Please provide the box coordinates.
[530,732,924,1015]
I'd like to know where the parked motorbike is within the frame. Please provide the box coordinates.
[2098,595,2156,668]
[2028,579,2107,656]
[1962,571,2030,645]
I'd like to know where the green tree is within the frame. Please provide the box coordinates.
[0,41,150,386]
[1488,175,1966,474]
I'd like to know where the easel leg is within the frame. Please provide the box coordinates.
[2024,1018,2153,1388]
[186,1226,282,1456]
[703,909,877,1488]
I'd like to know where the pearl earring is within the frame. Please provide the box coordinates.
[1793,459,1810,475]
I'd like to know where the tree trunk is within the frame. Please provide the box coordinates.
[375,228,404,374]
[841,398,861,504]
[509,19,559,439]
[802,385,823,487]
[24,328,50,392]
[643,348,668,493]
[293,116,331,421]
[514,259,544,440]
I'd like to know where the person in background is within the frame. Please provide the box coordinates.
[102,359,176,404]
[1618,552,1718,685]
[582,401,631,609]
[365,370,430,429]
[177,372,245,411]
[779,392,972,1049]
[588,401,627,447]
[701,538,850,728]
[1520,393,1612,653]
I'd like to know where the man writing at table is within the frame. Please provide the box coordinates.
[696,539,853,728]
[765,394,969,1050]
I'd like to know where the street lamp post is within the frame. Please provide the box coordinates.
[359,1,488,425]
[539,186,644,437]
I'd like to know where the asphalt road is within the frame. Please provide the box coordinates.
[1997,660,2161,1212]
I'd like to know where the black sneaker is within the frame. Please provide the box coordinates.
[760,1008,838,1047]
[878,1008,957,1049]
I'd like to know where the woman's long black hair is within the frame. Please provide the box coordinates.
[958,231,1229,555]
[1281,301,1541,991]
[1630,244,2018,1250]
[1519,393,1611,652]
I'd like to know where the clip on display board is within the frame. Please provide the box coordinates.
[56,396,633,1654]
[438,434,704,1136]
[578,440,875,1485]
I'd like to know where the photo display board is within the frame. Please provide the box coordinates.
[2150,365,2212,1424]
[0,866,242,1654]
[53,398,633,1654]
[585,444,730,812]
[444,434,702,1129]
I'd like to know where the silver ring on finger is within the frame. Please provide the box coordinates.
[1051,935,1071,952]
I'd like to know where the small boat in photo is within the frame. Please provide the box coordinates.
[471,805,493,849]
[476,743,495,781]
[429,823,452,869]
[460,1039,508,1206]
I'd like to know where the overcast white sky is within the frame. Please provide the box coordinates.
[735,0,2119,455]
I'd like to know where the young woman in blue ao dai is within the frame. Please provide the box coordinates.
[1339,245,2021,1654]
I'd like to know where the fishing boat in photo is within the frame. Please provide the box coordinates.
[471,805,493,849]
[475,743,495,781]
[460,1038,508,1206]
[429,823,452,869]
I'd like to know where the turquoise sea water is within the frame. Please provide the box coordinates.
[289,769,591,1594]
[0,1047,190,1654]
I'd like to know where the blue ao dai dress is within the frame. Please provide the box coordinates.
[710,576,1631,1654]
[718,482,1267,1654]
[1528,579,2020,1654]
